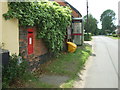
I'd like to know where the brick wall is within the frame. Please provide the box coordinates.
[19,27,50,71]
[19,27,28,59]
[34,30,48,56]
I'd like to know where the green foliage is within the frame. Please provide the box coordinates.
[84,33,92,41]
[107,36,120,39]
[84,14,98,35]
[11,71,55,88]
[112,34,118,37]
[43,45,91,76]
[2,54,28,88]
[3,1,72,53]
[100,9,116,35]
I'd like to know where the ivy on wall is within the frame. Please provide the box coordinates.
[3,1,72,53]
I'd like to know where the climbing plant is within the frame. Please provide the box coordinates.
[3,1,72,53]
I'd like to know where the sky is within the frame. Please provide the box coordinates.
[65,0,120,29]
[0,0,119,28]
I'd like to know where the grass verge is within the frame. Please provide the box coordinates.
[5,44,92,88]
[107,36,120,39]
[36,44,92,88]
[8,72,55,88]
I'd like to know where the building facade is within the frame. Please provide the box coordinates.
[0,2,19,55]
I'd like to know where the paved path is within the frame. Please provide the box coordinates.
[74,36,118,88]
[39,74,69,87]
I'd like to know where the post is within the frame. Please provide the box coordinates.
[86,0,88,33]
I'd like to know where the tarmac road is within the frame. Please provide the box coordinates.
[84,36,118,88]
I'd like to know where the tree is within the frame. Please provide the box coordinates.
[84,14,98,35]
[100,9,116,35]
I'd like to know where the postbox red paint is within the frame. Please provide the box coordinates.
[27,28,34,55]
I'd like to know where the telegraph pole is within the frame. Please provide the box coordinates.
[86,0,88,33]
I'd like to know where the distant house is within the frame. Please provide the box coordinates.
[115,25,120,36]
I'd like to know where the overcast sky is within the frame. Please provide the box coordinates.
[65,0,120,29]
[1,0,119,28]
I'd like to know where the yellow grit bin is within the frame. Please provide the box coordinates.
[67,42,77,53]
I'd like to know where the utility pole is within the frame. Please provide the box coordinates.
[86,0,88,33]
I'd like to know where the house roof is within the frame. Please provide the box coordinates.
[64,1,82,17]
[49,0,82,17]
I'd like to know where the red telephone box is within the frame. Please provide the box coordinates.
[27,28,34,55]
[72,18,84,45]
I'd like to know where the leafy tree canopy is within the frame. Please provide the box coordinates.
[100,9,116,35]
[84,14,98,35]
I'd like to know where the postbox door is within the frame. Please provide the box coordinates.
[28,32,33,54]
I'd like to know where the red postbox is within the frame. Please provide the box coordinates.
[27,28,34,55]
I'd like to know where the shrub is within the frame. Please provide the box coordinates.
[112,34,117,37]
[2,54,28,88]
[84,33,92,41]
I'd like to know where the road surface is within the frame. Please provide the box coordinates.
[83,36,118,88]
